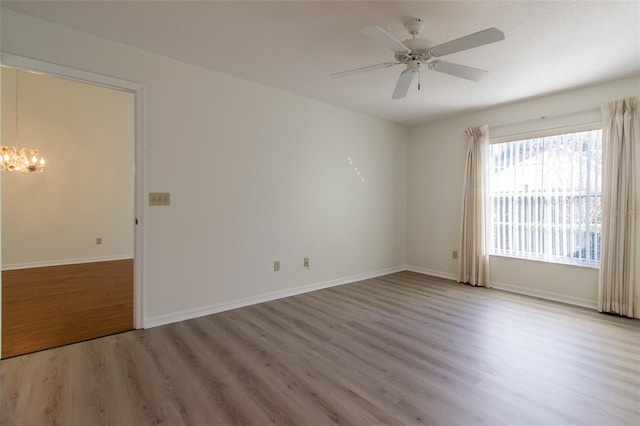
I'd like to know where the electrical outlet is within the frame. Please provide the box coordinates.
[274,261,280,272]
[303,257,309,269]
[96,238,102,245]
[452,250,458,259]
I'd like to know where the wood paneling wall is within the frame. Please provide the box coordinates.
[2,259,133,358]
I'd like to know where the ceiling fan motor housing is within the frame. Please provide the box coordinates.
[396,38,433,64]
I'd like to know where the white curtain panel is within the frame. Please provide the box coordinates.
[598,97,638,318]
[458,125,490,287]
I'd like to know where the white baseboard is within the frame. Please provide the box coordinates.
[144,265,406,329]
[2,255,134,271]
[489,280,597,309]
[145,264,601,328]
[405,265,457,281]
[406,265,597,310]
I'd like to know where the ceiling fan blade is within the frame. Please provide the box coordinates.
[430,27,505,57]
[330,62,399,78]
[392,68,417,99]
[361,26,411,54]
[429,60,488,81]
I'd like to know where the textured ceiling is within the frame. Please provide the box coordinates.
[2,1,640,125]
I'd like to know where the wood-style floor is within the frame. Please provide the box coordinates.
[2,259,133,358]
[1,271,638,425]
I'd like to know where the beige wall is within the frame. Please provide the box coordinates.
[1,67,134,268]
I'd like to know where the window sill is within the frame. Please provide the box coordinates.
[489,253,600,270]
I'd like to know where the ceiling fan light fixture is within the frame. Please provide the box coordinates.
[406,60,421,72]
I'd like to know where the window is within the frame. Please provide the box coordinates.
[489,129,602,266]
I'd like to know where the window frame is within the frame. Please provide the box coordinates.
[488,122,603,268]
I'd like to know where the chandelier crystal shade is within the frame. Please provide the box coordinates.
[1,146,46,172]
[1,69,46,173]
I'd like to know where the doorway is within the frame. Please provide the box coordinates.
[0,57,143,358]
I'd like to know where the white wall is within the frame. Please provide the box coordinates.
[0,9,408,325]
[1,68,134,269]
[407,75,640,311]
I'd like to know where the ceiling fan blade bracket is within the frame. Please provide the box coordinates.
[394,52,412,63]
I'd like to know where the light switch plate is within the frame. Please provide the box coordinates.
[149,192,170,206]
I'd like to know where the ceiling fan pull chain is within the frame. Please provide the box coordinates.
[418,68,421,91]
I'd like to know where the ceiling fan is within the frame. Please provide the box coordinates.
[331,19,505,99]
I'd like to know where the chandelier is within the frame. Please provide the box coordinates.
[1,146,45,172]
[1,70,46,173]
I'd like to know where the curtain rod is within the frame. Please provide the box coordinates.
[488,106,600,129]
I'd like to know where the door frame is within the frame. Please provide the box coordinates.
[0,53,145,357]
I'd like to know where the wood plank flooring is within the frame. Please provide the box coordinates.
[1,271,638,425]
[2,259,134,358]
